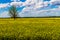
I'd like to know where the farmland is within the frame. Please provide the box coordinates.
[0,18,60,40]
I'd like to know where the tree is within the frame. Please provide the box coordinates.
[9,6,18,20]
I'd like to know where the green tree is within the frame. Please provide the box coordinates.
[9,6,18,20]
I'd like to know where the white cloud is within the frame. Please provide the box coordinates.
[51,0,60,2]
[19,8,60,17]
[50,0,60,5]
[10,2,23,7]
[0,11,10,17]
[0,3,9,8]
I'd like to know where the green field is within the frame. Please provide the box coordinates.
[0,18,60,40]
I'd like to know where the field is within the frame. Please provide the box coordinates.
[0,18,60,40]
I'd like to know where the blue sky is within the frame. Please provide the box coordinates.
[0,0,60,17]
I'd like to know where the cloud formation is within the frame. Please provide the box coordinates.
[19,7,60,17]
[1,0,60,8]
[0,3,9,8]
[0,0,60,17]
[19,0,60,17]
[0,0,48,8]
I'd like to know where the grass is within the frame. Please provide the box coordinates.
[0,18,60,40]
